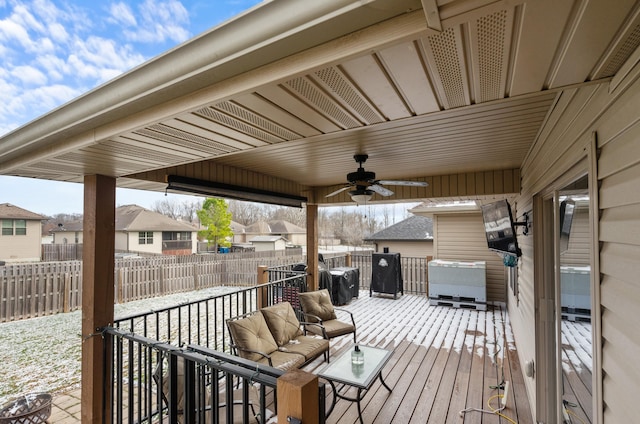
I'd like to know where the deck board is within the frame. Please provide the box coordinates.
[319,293,534,424]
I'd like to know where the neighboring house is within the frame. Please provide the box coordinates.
[229,221,246,244]
[241,220,306,246]
[249,235,288,252]
[365,215,433,257]
[243,221,272,243]
[0,203,45,263]
[268,220,306,246]
[51,205,198,255]
[51,221,83,245]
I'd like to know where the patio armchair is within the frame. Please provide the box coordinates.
[298,289,357,343]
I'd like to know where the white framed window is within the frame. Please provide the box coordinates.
[1,219,26,236]
[138,231,153,245]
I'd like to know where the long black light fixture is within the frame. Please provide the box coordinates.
[166,175,307,208]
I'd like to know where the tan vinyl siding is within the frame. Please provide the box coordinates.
[372,240,434,258]
[433,213,505,302]
[511,57,640,422]
[596,81,640,424]
[0,220,42,262]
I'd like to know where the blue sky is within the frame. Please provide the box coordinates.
[0,0,262,216]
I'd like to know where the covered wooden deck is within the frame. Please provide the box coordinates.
[50,292,533,423]
[308,293,533,424]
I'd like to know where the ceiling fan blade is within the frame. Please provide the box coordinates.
[325,185,352,197]
[369,184,394,196]
[377,180,429,187]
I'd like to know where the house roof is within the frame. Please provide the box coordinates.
[0,0,637,207]
[115,205,197,232]
[244,221,272,234]
[365,215,433,242]
[268,220,305,234]
[250,235,287,243]
[51,205,197,232]
[0,203,46,220]
[230,221,245,232]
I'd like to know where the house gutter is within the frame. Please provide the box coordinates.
[0,0,423,171]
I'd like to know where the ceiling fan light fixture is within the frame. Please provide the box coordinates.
[349,188,373,204]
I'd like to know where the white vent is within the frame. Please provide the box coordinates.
[477,10,508,102]
[214,101,300,141]
[427,28,467,108]
[285,76,361,129]
[315,66,383,124]
[98,139,203,163]
[196,106,286,144]
[145,124,237,154]
[599,23,640,78]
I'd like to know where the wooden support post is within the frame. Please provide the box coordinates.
[81,174,116,423]
[345,252,352,267]
[306,204,319,291]
[277,369,319,424]
[256,265,269,309]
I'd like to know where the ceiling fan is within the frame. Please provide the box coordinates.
[326,154,428,203]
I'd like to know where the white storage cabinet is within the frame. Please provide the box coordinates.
[428,259,487,310]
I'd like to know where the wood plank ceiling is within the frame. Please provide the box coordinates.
[2,0,640,205]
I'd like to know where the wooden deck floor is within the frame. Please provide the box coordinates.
[50,292,534,424]
[302,292,534,424]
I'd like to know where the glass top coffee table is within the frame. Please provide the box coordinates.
[317,344,393,424]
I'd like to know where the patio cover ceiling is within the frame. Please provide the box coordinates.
[1,0,639,206]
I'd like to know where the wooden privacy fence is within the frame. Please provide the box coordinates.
[0,251,304,323]
[0,262,83,323]
[0,250,431,323]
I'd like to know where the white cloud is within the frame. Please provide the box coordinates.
[36,53,68,81]
[11,65,48,86]
[69,35,145,82]
[11,4,46,34]
[109,2,137,27]
[48,22,68,43]
[123,0,190,43]
[0,18,34,50]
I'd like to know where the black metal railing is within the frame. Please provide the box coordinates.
[104,327,328,423]
[109,269,326,423]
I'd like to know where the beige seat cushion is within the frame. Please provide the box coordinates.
[278,336,329,361]
[299,289,337,322]
[306,319,355,339]
[227,313,278,362]
[260,302,303,346]
[259,350,305,370]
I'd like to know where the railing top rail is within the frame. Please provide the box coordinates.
[113,272,307,325]
[103,326,280,387]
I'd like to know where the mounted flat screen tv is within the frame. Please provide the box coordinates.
[481,199,521,257]
[559,199,575,254]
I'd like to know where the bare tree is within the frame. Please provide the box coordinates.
[228,200,271,225]
[270,206,306,227]
[152,198,203,223]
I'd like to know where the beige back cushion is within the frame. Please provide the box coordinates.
[260,302,303,346]
[227,312,278,361]
[299,289,337,322]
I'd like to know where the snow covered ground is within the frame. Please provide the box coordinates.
[0,286,238,407]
